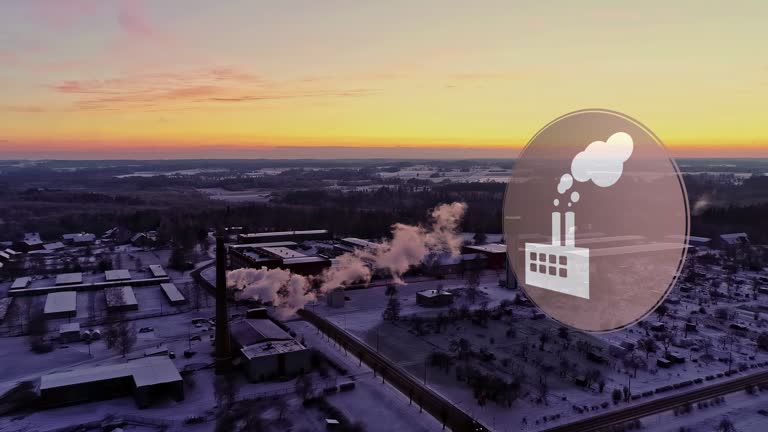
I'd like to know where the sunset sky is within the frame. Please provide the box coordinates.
[1,1,766,159]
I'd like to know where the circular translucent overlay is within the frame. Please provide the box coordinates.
[503,109,690,332]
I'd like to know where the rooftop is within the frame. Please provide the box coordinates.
[283,256,328,265]
[105,286,138,307]
[105,269,132,281]
[148,264,167,277]
[241,340,307,360]
[417,289,453,298]
[231,318,292,347]
[40,356,182,390]
[55,272,83,286]
[240,229,328,239]
[464,243,507,254]
[11,277,31,289]
[260,246,306,259]
[340,237,381,249]
[160,283,185,303]
[230,241,298,250]
[44,291,77,315]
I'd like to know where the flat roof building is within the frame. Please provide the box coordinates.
[105,269,132,281]
[44,291,77,319]
[39,356,184,409]
[11,277,32,290]
[43,242,66,251]
[59,322,81,342]
[105,286,138,312]
[148,265,167,278]
[55,272,83,286]
[160,283,186,306]
[231,317,311,382]
[416,289,454,307]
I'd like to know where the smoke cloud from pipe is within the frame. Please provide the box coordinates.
[227,202,468,314]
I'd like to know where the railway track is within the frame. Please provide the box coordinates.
[544,369,768,432]
[298,308,490,432]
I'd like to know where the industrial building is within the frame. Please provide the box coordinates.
[416,289,454,307]
[237,229,329,244]
[160,283,186,305]
[44,291,77,319]
[38,357,184,409]
[230,317,311,382]
[229,243,332,276]
[105,286,139,312]
[336,237,382,253]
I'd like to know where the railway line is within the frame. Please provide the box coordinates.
[298,308,490,432]
[544,369,768,432]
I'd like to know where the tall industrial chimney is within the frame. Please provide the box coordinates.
[214,232,232,374]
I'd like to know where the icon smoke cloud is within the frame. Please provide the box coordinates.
[570,131,633,188]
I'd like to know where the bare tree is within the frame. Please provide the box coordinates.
[295,374,314,401]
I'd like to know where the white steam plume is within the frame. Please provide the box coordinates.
[227,202,468,312]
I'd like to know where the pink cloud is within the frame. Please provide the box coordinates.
[48,68,377,111]
[117,0,154,39]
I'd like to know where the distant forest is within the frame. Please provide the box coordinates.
[0,160,766,246]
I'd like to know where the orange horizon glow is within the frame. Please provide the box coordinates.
[1,2,766,159]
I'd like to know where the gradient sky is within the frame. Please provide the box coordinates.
[1,1,766,159]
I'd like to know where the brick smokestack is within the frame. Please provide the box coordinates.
[214,232,232,374]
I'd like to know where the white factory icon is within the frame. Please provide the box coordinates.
[524,131,634,299]
[525,209,590,299]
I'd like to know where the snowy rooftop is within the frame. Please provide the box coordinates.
[261,246,306,259]
[160,283,185,303]
[10,277,31,290]
[44,291,77,315]
[283,256,328,264]
[720,232,749,245]
[230,241,298,250]
[43,242,66,251]
[105,286,138,307]
[341,237,381,249]
[148,264,167,277]
[231,318,293,347]
[464,243,507,254]
[417,289,453,298]
[240,230,328,239]
[40,357,182,390]
[241,340,307,359]
[55,272,83,286]
[105,269,132,281]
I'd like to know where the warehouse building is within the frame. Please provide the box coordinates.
[231,317,311,382]
[105,286,139,312]
[44,291,77,319]
[160,283,186,306]
[38,356,184,409]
